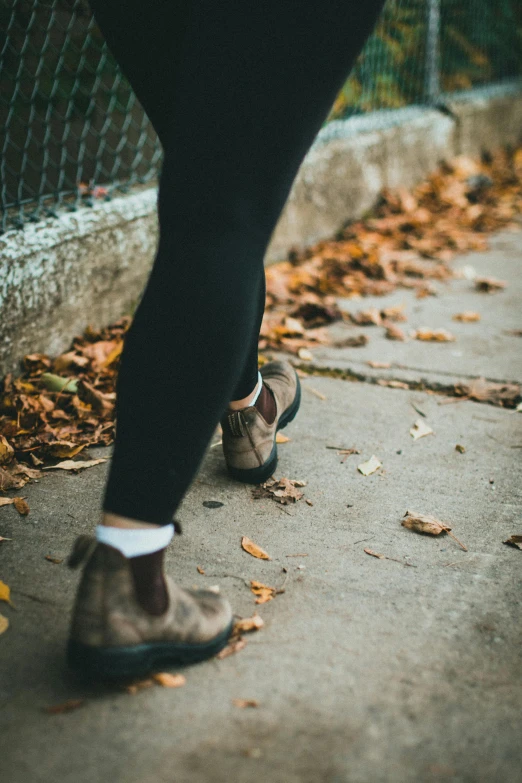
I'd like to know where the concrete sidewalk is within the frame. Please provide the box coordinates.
[1,231,521,783]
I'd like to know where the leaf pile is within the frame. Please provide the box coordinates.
[0,319,128,490]
[261,147,522,352]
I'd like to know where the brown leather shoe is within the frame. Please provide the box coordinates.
[67,536,233,680]
[222,360,301,484]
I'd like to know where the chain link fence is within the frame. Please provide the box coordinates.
[1,0,521,233]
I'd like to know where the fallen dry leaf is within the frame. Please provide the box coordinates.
[0,536,12,542]
[275,433,290,444]
[252,477,306,505]
[333,334,368,348]
[453,311,481,322]
[410,419,434,440]
[13,497,29,516]
[0,580,13,605]
[385,324,406,341]
[454,377,520,409]
[367,361,392,369]
[357,455,382,476]
[414,328,455,342]
[364,548,385,559]
[152,672,186,688]
[503,535,522,550]
[45,555,64,564]
[402,510,467,551]
[0,435,14,466]
[196,566,205,575]
[297,347,313,361]
[233,614,264,636]
[0,497,15,508]
[216,637,247,659]
[43,699,85,715]
[232,699,259,708]
[455,444,466,453]
[0,613,9,635]
[42,458,106,472]
[250,580,276,605]
[475,277,506,293]
[241,536,271,561]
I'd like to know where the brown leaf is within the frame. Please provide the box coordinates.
[367,361,392,369]
[42,458,106,472]
[475,277,506,293]
[0,497,15,508]
[402,510,467,551]
[364,548,385,559]
[402,510,450,535]
[455,377,520,409]
[455,444,466,453]
[351,308,382,326]
[252,477,306,505]
[414,328,455,342]
[216,637,247,659]
[0,435,14,466]
[45,555,64,564]
[13,497,29,516]
[333,334,368,348]
[45,441,86,459]
[503,535,522,550]
[0,614,9,635]
[232,699,259,708]
[43,699,85,715]
[197,566,205,575]
[233,614,264,636]
[241,536,271,561]
[385,324,406,341]
[452,311,481,322]
[250,580,276,605]
[152,672,186,688]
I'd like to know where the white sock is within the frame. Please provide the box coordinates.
[250,371,263,406]
[96,523,175,558]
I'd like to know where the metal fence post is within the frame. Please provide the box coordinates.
[425,0,441,104]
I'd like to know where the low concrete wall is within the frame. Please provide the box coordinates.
[1,80,521,372]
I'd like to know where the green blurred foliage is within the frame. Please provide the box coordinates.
[329,0,522,120]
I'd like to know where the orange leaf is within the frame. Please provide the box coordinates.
[152,672,186,688]
[13,497,29,516]
[241,536,271,561]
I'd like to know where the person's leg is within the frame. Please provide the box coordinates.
[69,0,385,677]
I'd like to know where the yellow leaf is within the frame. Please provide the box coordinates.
[152,672,186,688]
[276,433,290,444]
[452,311,481,322]
[250,580,276,604]
[414,328,455,342]
[233,614,264,636]
[241,536,271,561]
[0,580,12,604]
[0,614,9,635]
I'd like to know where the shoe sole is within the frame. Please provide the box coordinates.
[67,620,234,681]
[226,372,301,485]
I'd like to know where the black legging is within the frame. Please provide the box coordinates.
[92,0,385,525]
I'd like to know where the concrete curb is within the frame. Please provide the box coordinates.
[1,80,521,371]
